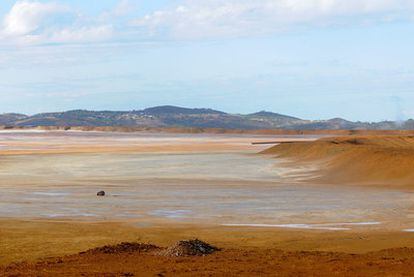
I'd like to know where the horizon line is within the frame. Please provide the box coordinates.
[0,105,411,124]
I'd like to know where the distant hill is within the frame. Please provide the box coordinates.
[143,105,225,115]
[0,113,28,125]
[0,106,411,130]
[248,111,301,120]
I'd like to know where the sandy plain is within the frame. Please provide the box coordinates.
[2,130,414,276]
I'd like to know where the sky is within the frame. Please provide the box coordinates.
[0,0,414,121]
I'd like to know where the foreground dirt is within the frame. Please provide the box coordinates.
[4,134,414,275]
[4,243,414,276]
[3,220,414,276]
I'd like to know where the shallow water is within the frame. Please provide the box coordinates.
[0,150,412,229]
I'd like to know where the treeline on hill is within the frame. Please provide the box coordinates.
[0,105,412,130]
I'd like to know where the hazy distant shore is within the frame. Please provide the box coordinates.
[3,124,414,136]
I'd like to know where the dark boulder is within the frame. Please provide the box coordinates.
[97,191,105,196]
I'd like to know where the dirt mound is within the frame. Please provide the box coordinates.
[261,135,414,187]
[161,239,220,257]
[80,240,219,257]
[329,137,368,145]
[323,135,414,148]
[81,242,160,255]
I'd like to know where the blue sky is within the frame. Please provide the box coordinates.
[0,0,414,121]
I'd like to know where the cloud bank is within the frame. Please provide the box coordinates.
[132,0,414,39]
[0,0,114,45]
[1,0,414,45]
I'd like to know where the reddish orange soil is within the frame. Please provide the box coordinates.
[3,244,414,276]
[3,220,414,276]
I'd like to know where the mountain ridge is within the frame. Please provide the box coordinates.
[0,106,411,130]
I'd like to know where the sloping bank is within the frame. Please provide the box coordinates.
[262,136,414,188]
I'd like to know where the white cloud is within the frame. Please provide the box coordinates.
[1,0,68,37]
[2,0,413,45]
[0,1,115,45]
[131,0,414,39]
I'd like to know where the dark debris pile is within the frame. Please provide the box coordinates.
[81,242,160,255]
[162,239,220,257]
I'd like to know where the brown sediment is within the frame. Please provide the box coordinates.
[3,133,414,275]
[3,220,414,276]
[10,248,414,276]
[5,247,414,276]
[0,219,412,266]
[262,135,414,188]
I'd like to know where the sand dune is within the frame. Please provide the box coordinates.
[263,135,414,188]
